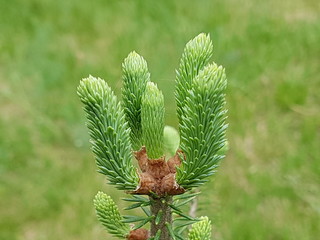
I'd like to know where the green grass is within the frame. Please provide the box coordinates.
[1,0,319,239]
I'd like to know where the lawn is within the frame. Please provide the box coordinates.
[0,0,319,239]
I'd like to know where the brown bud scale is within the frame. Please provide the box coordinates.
[131,147,185,197]
[127,228,149,240]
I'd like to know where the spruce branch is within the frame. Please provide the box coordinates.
[77,33,228,240]
[188,216,212,240]
[141,82,165,159]
[77,76,139,190]
[122,51,150,150]
[176,64,228,189]
[94,191,130,238]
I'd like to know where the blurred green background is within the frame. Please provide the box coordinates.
[0,0,319,239]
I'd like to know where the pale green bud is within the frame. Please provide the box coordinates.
[163,125,180,156]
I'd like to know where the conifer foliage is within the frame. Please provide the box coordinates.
[77,76,139,190]
[77,33,228,240]
[122,52,150,150]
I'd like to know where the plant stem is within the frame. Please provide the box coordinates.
[150,196,173,240]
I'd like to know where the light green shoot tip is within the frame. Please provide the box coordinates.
[145,82,163,104]
[188,216,212,240]
[185,33,212,55]
[123,51,149,74]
